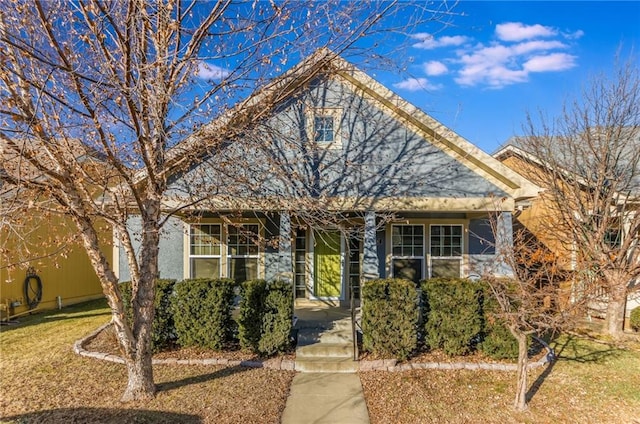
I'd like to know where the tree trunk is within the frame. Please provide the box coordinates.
[122,349,156,401]
[603,270,628,338]
[513,331,529,411]
[605,290,627,338]
[71,198,160,401]
[120,201,163,401]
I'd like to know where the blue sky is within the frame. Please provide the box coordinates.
[377,1,640,154]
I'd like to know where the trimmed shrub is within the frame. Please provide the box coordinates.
[119,279,176,352]
[238,279,293,356]
[238,279,268,351]
[259,280,294,355]
[631,306,640,332]
[172,278,237,350]
[361,278,419,360]
[422,278,483,356]
[478,281,518,360]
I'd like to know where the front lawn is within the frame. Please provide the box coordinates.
[0,299,294,424]
[360,334,640,423]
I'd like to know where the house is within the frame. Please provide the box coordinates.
[0,143,110,320]
[114,50,539,305]
[494,139,640,328]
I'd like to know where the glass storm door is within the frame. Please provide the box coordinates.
[314,231,342,298]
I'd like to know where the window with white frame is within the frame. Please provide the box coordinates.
[430,224,462,278]
[227,224,260,283]
[293,228,307,298]
[391,225,424,284]
[314,116,334,143]
[190,224,222,278]
[307,108,342,148]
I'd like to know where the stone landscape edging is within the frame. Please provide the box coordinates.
[74,322,554,373]
[73,322,295,370]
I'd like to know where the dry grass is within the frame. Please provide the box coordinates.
[3,298,639,424]
[361,334,640,424]
[0,299,294,424]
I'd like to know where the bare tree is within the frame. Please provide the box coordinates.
[484,208,582,411]
[514,59,640,338]
[0,0,458,400]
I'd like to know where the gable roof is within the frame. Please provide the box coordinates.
[495,130,640,197]
[149,49,541,202]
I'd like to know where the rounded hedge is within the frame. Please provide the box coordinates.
[361,278,419,360]
[172,278,237,350]
[421,278,484,356]
[119,279,176,352]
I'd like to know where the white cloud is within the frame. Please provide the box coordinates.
[523,53,577,72]
[196,61,230,80]
[564,29,585,40]
[511,40,568,55]
[495,22,557,42]
[454,40,576,88]
[409,21,581,89]
[423,60,448,76]
[410,33,470,49]
[393,77,441,91]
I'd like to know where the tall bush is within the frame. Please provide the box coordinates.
[259,280,293,355]
[422,278,483,356]
[172,278,237,350]
[119,279,176,352]
[479,283,518,359]
[238,279,293,356]
[238,279,268,351]
[361,278,419,360]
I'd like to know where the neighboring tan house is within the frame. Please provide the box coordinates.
[494,141,640,327]
[114,50,539,305]
[0,145,110,320]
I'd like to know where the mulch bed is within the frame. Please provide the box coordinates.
[85,324,295,362]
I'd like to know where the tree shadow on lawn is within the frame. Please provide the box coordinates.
[1,407,202,424]
[156,365,251,393]
[526,334,622,403]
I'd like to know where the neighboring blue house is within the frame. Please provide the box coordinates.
[114,50,539,304]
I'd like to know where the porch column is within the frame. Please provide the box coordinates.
[278,211,293,281]
[362,211,379,280]
[496,211,514,277]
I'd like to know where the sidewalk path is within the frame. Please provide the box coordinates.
[281,372,370,424]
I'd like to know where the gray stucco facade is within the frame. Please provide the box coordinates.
[116,53,535,300]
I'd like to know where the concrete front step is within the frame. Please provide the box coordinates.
[296,342,353,359]
[295,357,359,373]
[298,329,353,345]
[298,333,353,346]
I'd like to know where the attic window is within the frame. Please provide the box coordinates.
[307,108,342,148]
[314,116,334,143]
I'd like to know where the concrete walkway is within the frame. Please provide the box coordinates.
[281,304,370,424]
[281,373,370,424]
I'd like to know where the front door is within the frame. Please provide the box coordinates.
[314,231,342,298]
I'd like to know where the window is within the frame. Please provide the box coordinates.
[307,108,342,148]
[190,224,221,278]
[430,225,462,278]
[314,116,334,143]
[348,237,361,299]
[227,224,260,283]
[294,229,307,298]
[391,225,424,284]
